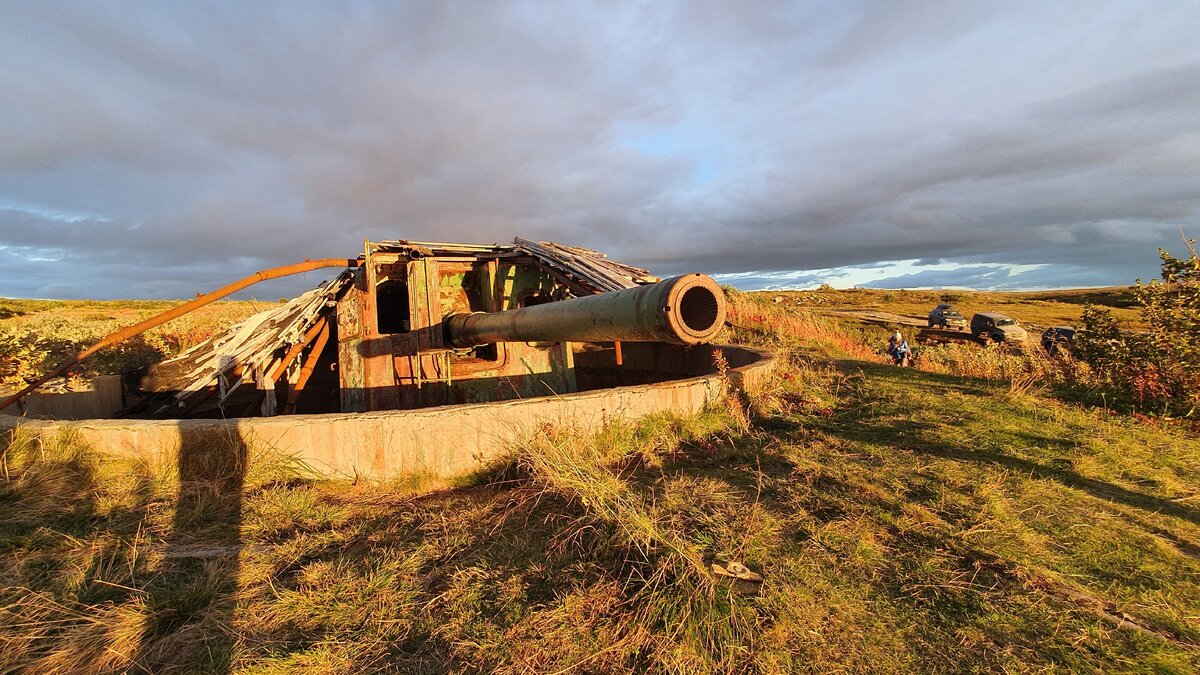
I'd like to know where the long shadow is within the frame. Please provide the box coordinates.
[814,359,1200,524]
[831,413,1200,527]
[130,425,246,673]
[830,357,995,395]
[915,440,1200,526]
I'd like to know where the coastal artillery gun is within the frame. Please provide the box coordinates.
[328,240,727,412]
[2,238,730,417]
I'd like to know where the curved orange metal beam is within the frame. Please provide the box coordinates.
[0,257,359,414]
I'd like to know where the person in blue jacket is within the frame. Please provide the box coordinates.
[887,331,911,366]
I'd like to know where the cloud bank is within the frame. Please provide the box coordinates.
[2,1,1198,298]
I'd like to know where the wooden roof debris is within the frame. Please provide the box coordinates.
[138,270,353,415]
[373,238,658,295]
[513,238,658,293]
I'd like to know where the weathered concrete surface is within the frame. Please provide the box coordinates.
[1,345,773,482]
[9,375,123,420]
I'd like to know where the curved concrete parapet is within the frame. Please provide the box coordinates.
[0,344,773,484]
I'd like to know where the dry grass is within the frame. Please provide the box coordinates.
[724,288,882,361]
[0,298,260,392]
[2,289,1199,672]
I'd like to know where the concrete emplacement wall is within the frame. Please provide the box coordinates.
[1,344,773,483]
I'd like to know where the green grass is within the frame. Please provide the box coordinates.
[770,285,1147,332]
[2,294,1199,672]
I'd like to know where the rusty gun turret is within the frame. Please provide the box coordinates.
[444,273,726,348]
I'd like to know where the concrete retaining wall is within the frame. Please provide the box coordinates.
[10,375,123,420]
[1,345,773,483]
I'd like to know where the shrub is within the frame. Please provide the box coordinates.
[1135,241,1200,410]
[1075,238,1200,416]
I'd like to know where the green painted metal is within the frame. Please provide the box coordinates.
[444,274,726,348]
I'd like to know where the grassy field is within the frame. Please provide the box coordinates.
[2,290,1198,672]
[773,285,1147,334]
[0,298,263,393]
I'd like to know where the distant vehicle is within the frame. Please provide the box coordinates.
[927,303,968,330]
[970,312,1028,342]
[1041,326,1075,355]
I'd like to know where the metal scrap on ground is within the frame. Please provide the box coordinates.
[140,271,354,415]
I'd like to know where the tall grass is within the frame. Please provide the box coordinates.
[912,342,1077,387]
[724,288,881,361]
[511,407,771,673]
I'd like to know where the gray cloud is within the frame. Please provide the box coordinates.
[1,1,1198,299]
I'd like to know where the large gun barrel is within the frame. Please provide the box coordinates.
[445,273,726,348]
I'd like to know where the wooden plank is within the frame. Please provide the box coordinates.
[513,238,639,293]
[282,319,331,414]
[482,259,499,311]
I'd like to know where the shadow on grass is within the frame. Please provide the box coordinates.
[913,439,1200,526]
[130,427,246,674]
[816,364,1200,527]
[831,357,995,395]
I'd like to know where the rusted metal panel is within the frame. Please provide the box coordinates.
[434,342,573,404]
[408,258,443,351]
[496,262,558,311]
[437,263,473,318]
[337,271,367,413]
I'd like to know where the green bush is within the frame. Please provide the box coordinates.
[1076,239,1200,416]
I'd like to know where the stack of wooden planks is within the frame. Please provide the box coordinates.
[138,271,353,417]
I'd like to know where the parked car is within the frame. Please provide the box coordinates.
[927,303,968,330]
[1041,326,1075,355]
[970,312,1028,342]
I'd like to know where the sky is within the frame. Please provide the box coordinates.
[1,1,1199,299]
